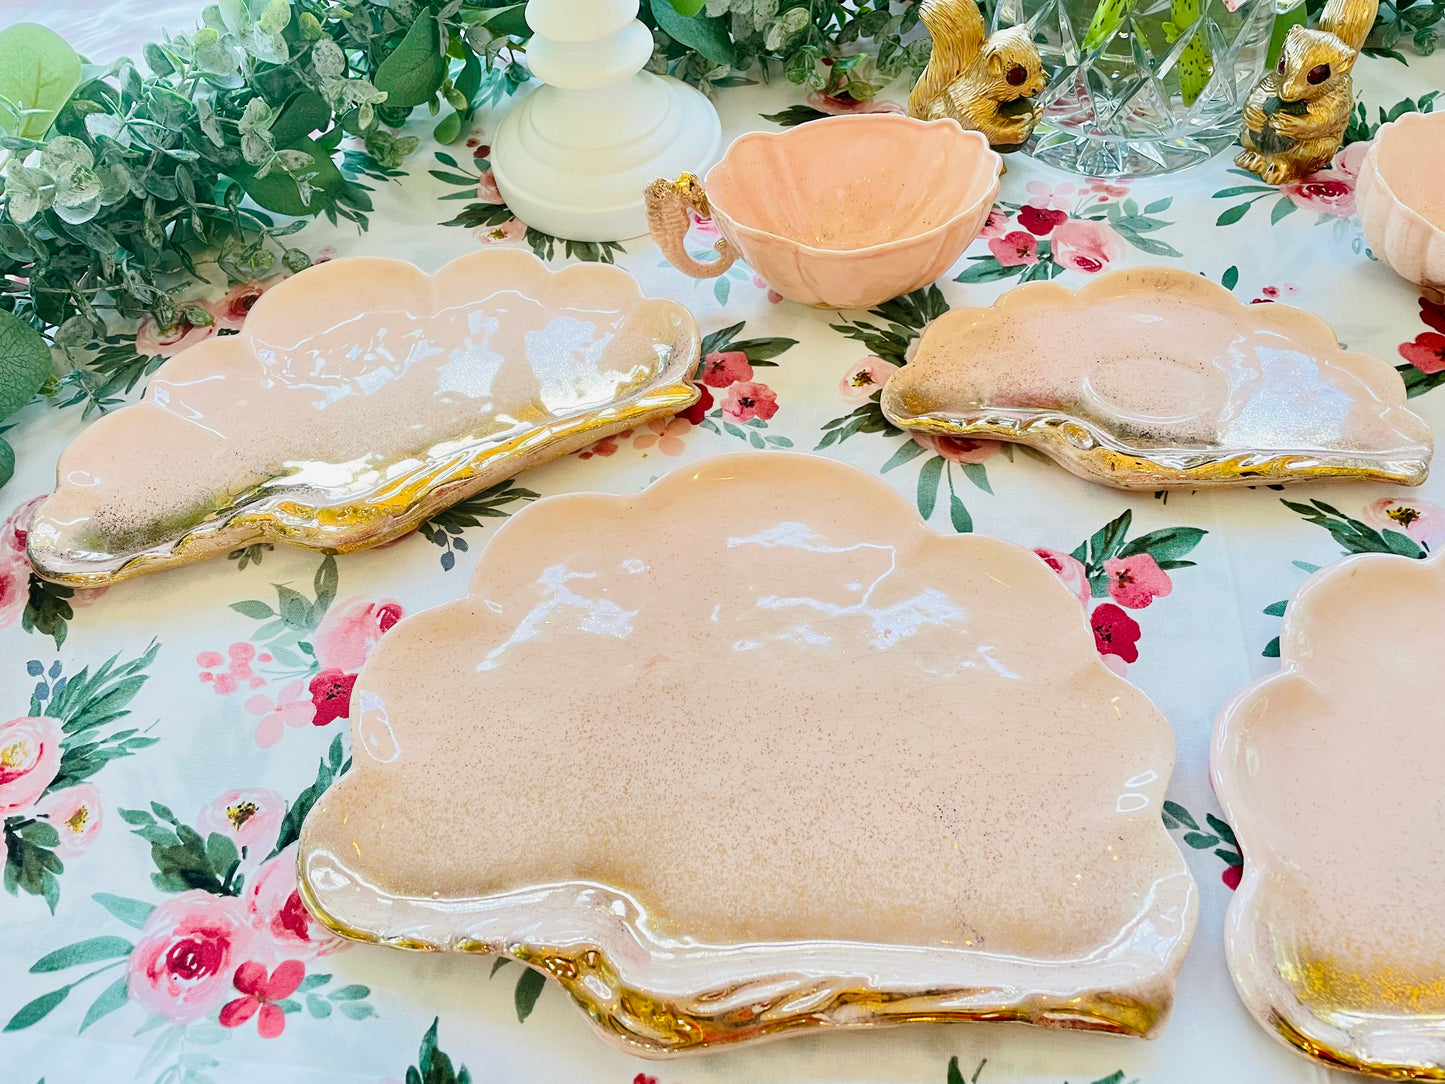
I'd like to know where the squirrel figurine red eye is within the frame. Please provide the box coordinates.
[1235,0,1377,185]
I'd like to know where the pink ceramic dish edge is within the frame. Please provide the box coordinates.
[298,451,1199,1058]
[703,115,1002,309]
[1356,111,1445,290]
[880,267,1433,489]
[1211,550,1445,1079]
[25,250,701,587]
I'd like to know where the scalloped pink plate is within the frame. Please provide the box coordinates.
[1213,550,1445,1078]
[881,267,1433,489]
[298,451,1198,1057]
[25,250,700,586]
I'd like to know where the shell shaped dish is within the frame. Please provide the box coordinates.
[26,250,700,587]
[880,267,1432,489]
[704,114,1001,309]
[298,451,1198,1058]
[1212,550,1445,1079]
[1356,111,1445,289]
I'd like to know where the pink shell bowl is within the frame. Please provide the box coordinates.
[1355,111,1445,289]
[705,114,1001,309]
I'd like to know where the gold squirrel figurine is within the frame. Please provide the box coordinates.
[908,0,1047,150]
[1236,0,1378,185]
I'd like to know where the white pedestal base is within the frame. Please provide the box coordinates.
[491,72,722,243]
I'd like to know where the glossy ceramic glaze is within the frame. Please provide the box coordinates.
[704,115,1000,309]
[881,266,1432,489]
[298,451,1198,1057]
[1212,550,1445,1079]
[26,250,700,587]
[1356,111,1445,289]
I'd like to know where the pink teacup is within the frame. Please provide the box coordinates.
[645,114,1002,310]
[1355,110,1445,289]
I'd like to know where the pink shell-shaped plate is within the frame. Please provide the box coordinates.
[1213,550,1445,1078]
[703,114,1001,310]
[299,451,1198,1057]
[1356,111,1445,289]
[26,250,700,587]
[881,266,1433,489]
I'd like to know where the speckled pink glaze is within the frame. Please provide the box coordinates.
[26,250,699,585]
[1356,111,1445,289]
[700,115,1001,309]
[881,267,1432,489]
[299,452,1198,1057]
[1213,550,1445,1079]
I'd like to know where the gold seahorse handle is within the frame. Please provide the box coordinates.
[645,174,740,281]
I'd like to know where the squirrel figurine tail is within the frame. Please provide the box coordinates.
[1235,0,1378,185]
[908,0,1046,150]
[1318,0,1377,50]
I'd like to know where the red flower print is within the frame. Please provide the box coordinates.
[721,381,778,422]
[246,842,342,959]
[1420,296,1445,335]
[681,384,714,425]
[987,230,1038,267]
[313,598,404,672]
[978,207,1009,241]
[909,431,1000,464]
[1400,332,1445,374]
[220,959,305,1039]
[633,1075,659,1084]
[1033,547,1091,606]
[1017,205,1068,236]
[700,349,753,388]
[1050,219,1125,274]
[1091,603,1141,664]
[128,893,255,1022]
[1222,864,1242,890]
[577,433,624,459]
[308,669,357,727]
[476,169,503,205]
[0,552,30,630]
[1103,553,1172,609]
[205,280,273,331]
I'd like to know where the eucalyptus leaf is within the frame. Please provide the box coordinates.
[0,308,54,419]
[311,37,346,80]
[373,14,447,108]
[3,166,51,224]
[83,113,131,146]
[258,0,293,35]
[195,97,225,146]
[0,23,82,139]
[41,135,93,171]
[218,0,253,36]
[649,0,736,66]
[0,436,12,490]
[245,28,291,65]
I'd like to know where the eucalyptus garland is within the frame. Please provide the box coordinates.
[0,0,928,486]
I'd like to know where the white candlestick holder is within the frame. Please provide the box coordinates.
[491,0,723,243]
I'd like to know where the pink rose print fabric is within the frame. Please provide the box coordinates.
[128,893,255,1022]
[35,784,103,855]
[0,717,62,813]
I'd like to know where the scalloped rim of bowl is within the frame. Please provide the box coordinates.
[704,114,1003,258]
[1361,111,1445,243]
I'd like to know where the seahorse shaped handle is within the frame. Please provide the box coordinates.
[645,174,739,280]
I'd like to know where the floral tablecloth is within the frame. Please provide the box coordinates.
[4,5,1444,1082]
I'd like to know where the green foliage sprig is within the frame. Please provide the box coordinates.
[0,1,926,479]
